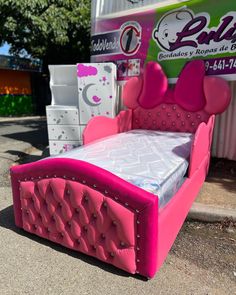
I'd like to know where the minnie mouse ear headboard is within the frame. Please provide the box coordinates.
[122,60,231,133]
[123,60,231,115]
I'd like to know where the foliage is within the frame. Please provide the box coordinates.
[0,0,91,69]
[0,95,33,116]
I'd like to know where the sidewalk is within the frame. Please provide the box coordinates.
[189,158,236,222]
[0,116,235,222]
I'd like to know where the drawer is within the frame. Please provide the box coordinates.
[46,105,79,125]
[49,140,82,155]
[48,125,81,141]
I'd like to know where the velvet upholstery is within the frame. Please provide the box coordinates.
[11,60,231,278]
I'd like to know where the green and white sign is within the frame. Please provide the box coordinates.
[92,0,236,81]
[148,0,236,81]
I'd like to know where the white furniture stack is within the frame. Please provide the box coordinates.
[77,63,117,124]
[47,63,118,155]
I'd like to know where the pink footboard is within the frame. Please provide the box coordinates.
[10,158,158,278]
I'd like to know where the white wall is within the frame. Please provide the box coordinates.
[212,82,236,160]
[91,0,190,19]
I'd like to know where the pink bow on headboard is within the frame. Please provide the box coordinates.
[123,60,231,115]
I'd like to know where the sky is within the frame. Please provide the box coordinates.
[0,43,11,55]
[0,43,31,58]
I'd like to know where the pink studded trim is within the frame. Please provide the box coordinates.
[10,158,158,278]
[132,104,210,133]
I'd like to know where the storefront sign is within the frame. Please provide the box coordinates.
[91,0,236,81]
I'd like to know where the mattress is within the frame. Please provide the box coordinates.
[53,130,194,209]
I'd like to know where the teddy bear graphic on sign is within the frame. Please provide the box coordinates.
[153,9,194,51]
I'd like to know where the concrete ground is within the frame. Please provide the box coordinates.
[0,117,236,294]
[197,158,236,209]
[190,158,236,222]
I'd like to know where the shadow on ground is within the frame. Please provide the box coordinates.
[6,148,50,164]
[0,205,146,281]
[1,119,48,151]
[206,158,236,194]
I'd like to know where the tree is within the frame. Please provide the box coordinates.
[0,0,91,70]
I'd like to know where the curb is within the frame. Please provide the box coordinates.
[0,116,46,122]
[188,202,236,222]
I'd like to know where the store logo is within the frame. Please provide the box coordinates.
[91,31,120,56]
[120,22,142,56]
[153,8,236,53]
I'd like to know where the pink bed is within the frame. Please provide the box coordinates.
[10,60,231,278]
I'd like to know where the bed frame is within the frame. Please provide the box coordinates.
[10,60,231,278]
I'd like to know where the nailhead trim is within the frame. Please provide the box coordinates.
[19,175,140,225]
[19,175,142,270]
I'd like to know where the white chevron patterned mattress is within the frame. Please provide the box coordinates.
[54,130,194,209]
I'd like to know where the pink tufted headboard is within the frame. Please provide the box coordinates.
[123,60,231,133]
